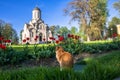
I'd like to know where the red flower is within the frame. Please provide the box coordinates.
[68,34,71,38]
[49,37,53,40]
[7,40,11,43]
[75,35,78,40]
[55,40,59,44]
[49,37,55,40]
[71,34,74,39]
[0,44,6,50]
[43,38,45,41]
[36,36,39,39]
[34,36,39,41]
[0,44,2,47]
[26,37,30,40]
[59,36,64,41]
[23,39,26,43]
[0,37,4,41]
[112,33,117,38]
[57,35,60,38]
[3,40,7,43]
[53,38,56,40]
[78,36,80,39]
[34,38,37,41]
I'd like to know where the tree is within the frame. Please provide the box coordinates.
[0,20,5,43]
[107,17,120,37]
[113,0,120,14]
[70,26,78,35]
[0,19,18,44]
[0,20,4,35]
[57,26,70,38]
[2,23,13,39]
[49,25,56,37]
[20,29,23,43]
[64,0,108,41]
[12,29,19,44]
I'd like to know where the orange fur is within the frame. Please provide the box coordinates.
[55,46,73,70]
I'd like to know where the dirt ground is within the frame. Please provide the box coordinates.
[0,52,110,70]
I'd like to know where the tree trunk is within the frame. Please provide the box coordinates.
[87,34,90,42]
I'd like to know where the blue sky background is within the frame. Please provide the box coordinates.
[0,0,119,37]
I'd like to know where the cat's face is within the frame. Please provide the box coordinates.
[56,46,64,52]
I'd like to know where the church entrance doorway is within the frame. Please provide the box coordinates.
[39,33,42,42]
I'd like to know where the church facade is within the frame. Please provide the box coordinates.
[22,7,52,44]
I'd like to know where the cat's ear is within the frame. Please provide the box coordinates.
[56,46,59,50]
[59,46,64,52]
[59,46,62,49]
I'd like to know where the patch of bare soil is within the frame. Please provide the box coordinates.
[0,58,59,70]
[22,58,59,67]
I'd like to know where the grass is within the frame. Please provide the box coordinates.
[78,50,120,66]
[0,50,120,80]
[11,44,54,51]
[96,50,120,66]
[0,67,82,80]
[84,40,112,44]
[79,50,120,80]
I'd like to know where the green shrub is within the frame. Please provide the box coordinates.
[1,40,120,65]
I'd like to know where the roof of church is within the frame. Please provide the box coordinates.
[33,7,40,11]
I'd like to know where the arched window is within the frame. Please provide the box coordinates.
[39,33,42,41]
[24,34,26,39]
[40,25,42,29]
[31,32,33,37]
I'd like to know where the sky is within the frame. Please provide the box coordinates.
[0,0,119,37]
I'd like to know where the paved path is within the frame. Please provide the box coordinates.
[114,77,120,80]
[73,64,86,72]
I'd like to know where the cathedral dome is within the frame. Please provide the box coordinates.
[33,7,40,11]
[32,7,41,20]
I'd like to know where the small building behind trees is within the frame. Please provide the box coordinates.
[117,25,120,35]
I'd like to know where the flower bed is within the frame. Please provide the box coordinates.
[0,35,120,65]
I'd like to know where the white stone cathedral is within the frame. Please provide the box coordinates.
[22,7,52,44]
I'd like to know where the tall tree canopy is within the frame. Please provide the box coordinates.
[0,20,18,44]
[64,0,108,41]
[113,0,120,14]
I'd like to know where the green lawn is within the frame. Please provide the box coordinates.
[11,44,54,51]
[78,50,120,66]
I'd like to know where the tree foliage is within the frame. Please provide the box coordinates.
[64,0,108,41]
[0,19,18,44]
[70,26,78,35]
[2,24,13,39]
[113,0,120,14]
[57,26,70,38]
[107,17,120,37]
[20,29,23,43]
[49,25,60,38]
[49,25,56,37]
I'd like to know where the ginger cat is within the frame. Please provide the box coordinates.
[55,46,73,70]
